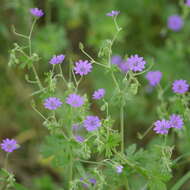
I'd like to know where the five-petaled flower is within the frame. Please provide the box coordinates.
[169,114,184,129]
[30,8,44,17]
[84,116,101,131]
[44,97,63,110]
[92,88,105,100]
[118,61,130,73]
[126,54,146,72]
[106,10,120,17]
[66,93,84,107]
[145,71,162,87]
[186,0,190,6]
[153,119,170,134]
[172,80,189,94]
[1,139,19,153]
[116,165,123,173]
[167,15,184,32]
[49,54,65,64]
[74,60,92,76]
[75,135,85,143]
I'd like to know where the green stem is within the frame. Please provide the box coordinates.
[80,46,108,68]
[120,105,124,153]
[4,153,9,170]
[125,178,130,190]
[69,154,73,188]
[59,64,68,87]
[28,18,43,90]
[32,105,47,121]
[12,25,29,39]
[31,66,43,89]
[76,76,83,91]
[29,19,37,56]
[111,71,120,90]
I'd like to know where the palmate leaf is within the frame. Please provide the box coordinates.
[94,118,120,157]
[126,144,137,156]
[40,135,71,167]
[124,143,172,188]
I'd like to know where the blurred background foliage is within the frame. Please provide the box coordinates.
[0,0,190,189]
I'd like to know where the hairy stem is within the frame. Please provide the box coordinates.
[4,153,9,170]
[69,153,73,188]
[28,18,43,89]
[120,105,124,153]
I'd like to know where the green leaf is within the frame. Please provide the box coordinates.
[126,144,137,156]
[148,179,167,190]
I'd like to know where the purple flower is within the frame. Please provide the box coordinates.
[30,8,44,17]
[118,61,130,73]
[145,71,162,86]
[72,124,80,131]
[126,54,146,72]
[106,10,120,17]
[111,55,122,65]
[169,114,184,129]
[66,93,84,107]
[116,165,123,173]
[84,116,101,131]
[167,15,184,32]
[186,0,190,6]
[89,178,96,184]
[75,135,85,143]
[1,139,19,153]
[80,178,89,188]
[44,97,63,110]
[92,88,105,100]
[74,60,92,76]
[172,80,189,94]
[49,54,65,65]
[153,119,171,134]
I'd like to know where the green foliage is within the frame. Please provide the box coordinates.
[32,24,68,60]
[0,169,16,190]
[2,0,190,189]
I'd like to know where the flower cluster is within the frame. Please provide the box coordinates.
[1,139,19,153]
[112,54,147,73]
[11,7,190,189]
[153,114,184,134]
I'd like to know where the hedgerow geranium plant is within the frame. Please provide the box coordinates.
[1,2,190,190]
